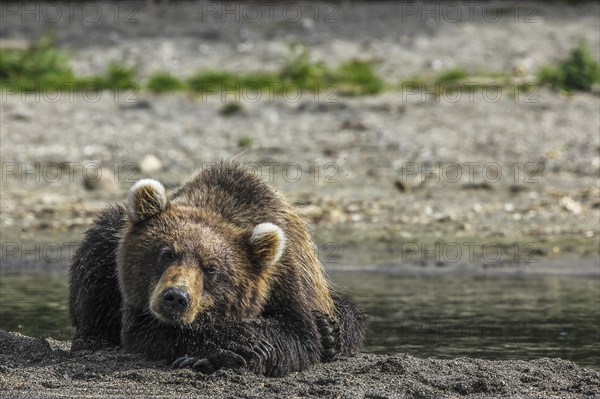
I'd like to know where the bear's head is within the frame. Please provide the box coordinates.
[116,179,286,325]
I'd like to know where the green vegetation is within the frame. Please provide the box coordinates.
[237,134,253,148]
[279,49,384,95]
[399,43,599,95]
[399,76,427,90]
[279,49,330,89]
[93,63,137,90]
[538,42,600,92]
[147,71,185,93]
[186,51,383,96]
[0,35,138,91]
[434,67,469,85]
[2,37,597,97]
[0,34,76,91]
[0,37,383,96]
[187,70,277,92]
[336,59,384,95]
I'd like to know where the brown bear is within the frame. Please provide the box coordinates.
[69,162,365,376]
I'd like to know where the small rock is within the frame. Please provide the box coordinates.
[83,168,118,192]
[298,205,323,220]
[328,209,345,224]
[341,120,368,131]
[509,185,528,194]
[504,203,515,212]
[40,194,63,206]
[435,214,454,223]
[513,57,534,76]
[9,111,32,122]
[512,213,523,221]
[140,154,163,174]
[559,197,582,215]
[394,179,411,193]
[346,204,360,213]
[119,100,152,110]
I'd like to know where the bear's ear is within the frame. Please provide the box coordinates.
[249,223,286,268]
[127,179,169,222]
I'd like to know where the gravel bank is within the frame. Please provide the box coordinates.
[1,89,599,269]
[1,1,599,268]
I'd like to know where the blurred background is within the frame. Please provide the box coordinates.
[0,1,599,370]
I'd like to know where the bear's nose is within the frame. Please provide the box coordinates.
[161,287,190,314]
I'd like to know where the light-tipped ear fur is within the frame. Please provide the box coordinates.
[250,223,286,267]
[127,179,169,222]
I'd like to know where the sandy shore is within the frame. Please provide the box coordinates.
[1,330,599,399]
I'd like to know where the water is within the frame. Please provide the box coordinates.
[332,271,600,370]
[1,270,599,370]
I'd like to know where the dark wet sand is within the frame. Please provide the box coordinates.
[1,330,598,399]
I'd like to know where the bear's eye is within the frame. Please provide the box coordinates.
[203,262,218,275]
[159,248,176,263]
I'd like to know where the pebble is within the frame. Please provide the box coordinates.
[140,154,163,174]
[298,205,324,220]
[559,197,582,215]
[83,168,118,192]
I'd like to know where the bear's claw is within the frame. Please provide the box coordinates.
[315,312,339,361]
[253,339,275,362]
[172,348,247,374]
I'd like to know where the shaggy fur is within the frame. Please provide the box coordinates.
[69,162,365,376]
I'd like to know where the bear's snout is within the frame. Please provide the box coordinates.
[161,287,190,315]
[149,264,204,324]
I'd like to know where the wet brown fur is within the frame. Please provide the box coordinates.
[118,164,334,321]
[118,204,284,320]
[70,162,364,375]
[173,166,336,317]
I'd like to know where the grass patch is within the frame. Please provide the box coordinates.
[279,49,330,89]
[0,37,383,96]
[187,70,278,92]
[0,34,76,90]
[279,49,383,94]
[336,59,384,95]
[400,69,514,94]
[19,36,600,98]
[92,63,137,90]
[147,71,185,93]
[434,67,469,86]
[0,35,138,91]
[185,55,383,96]
[538,42,600,92]
[187,71,236,92]
[399,76,427,90]
[237,134,253,148]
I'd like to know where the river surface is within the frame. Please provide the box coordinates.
[1,270,598,370]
